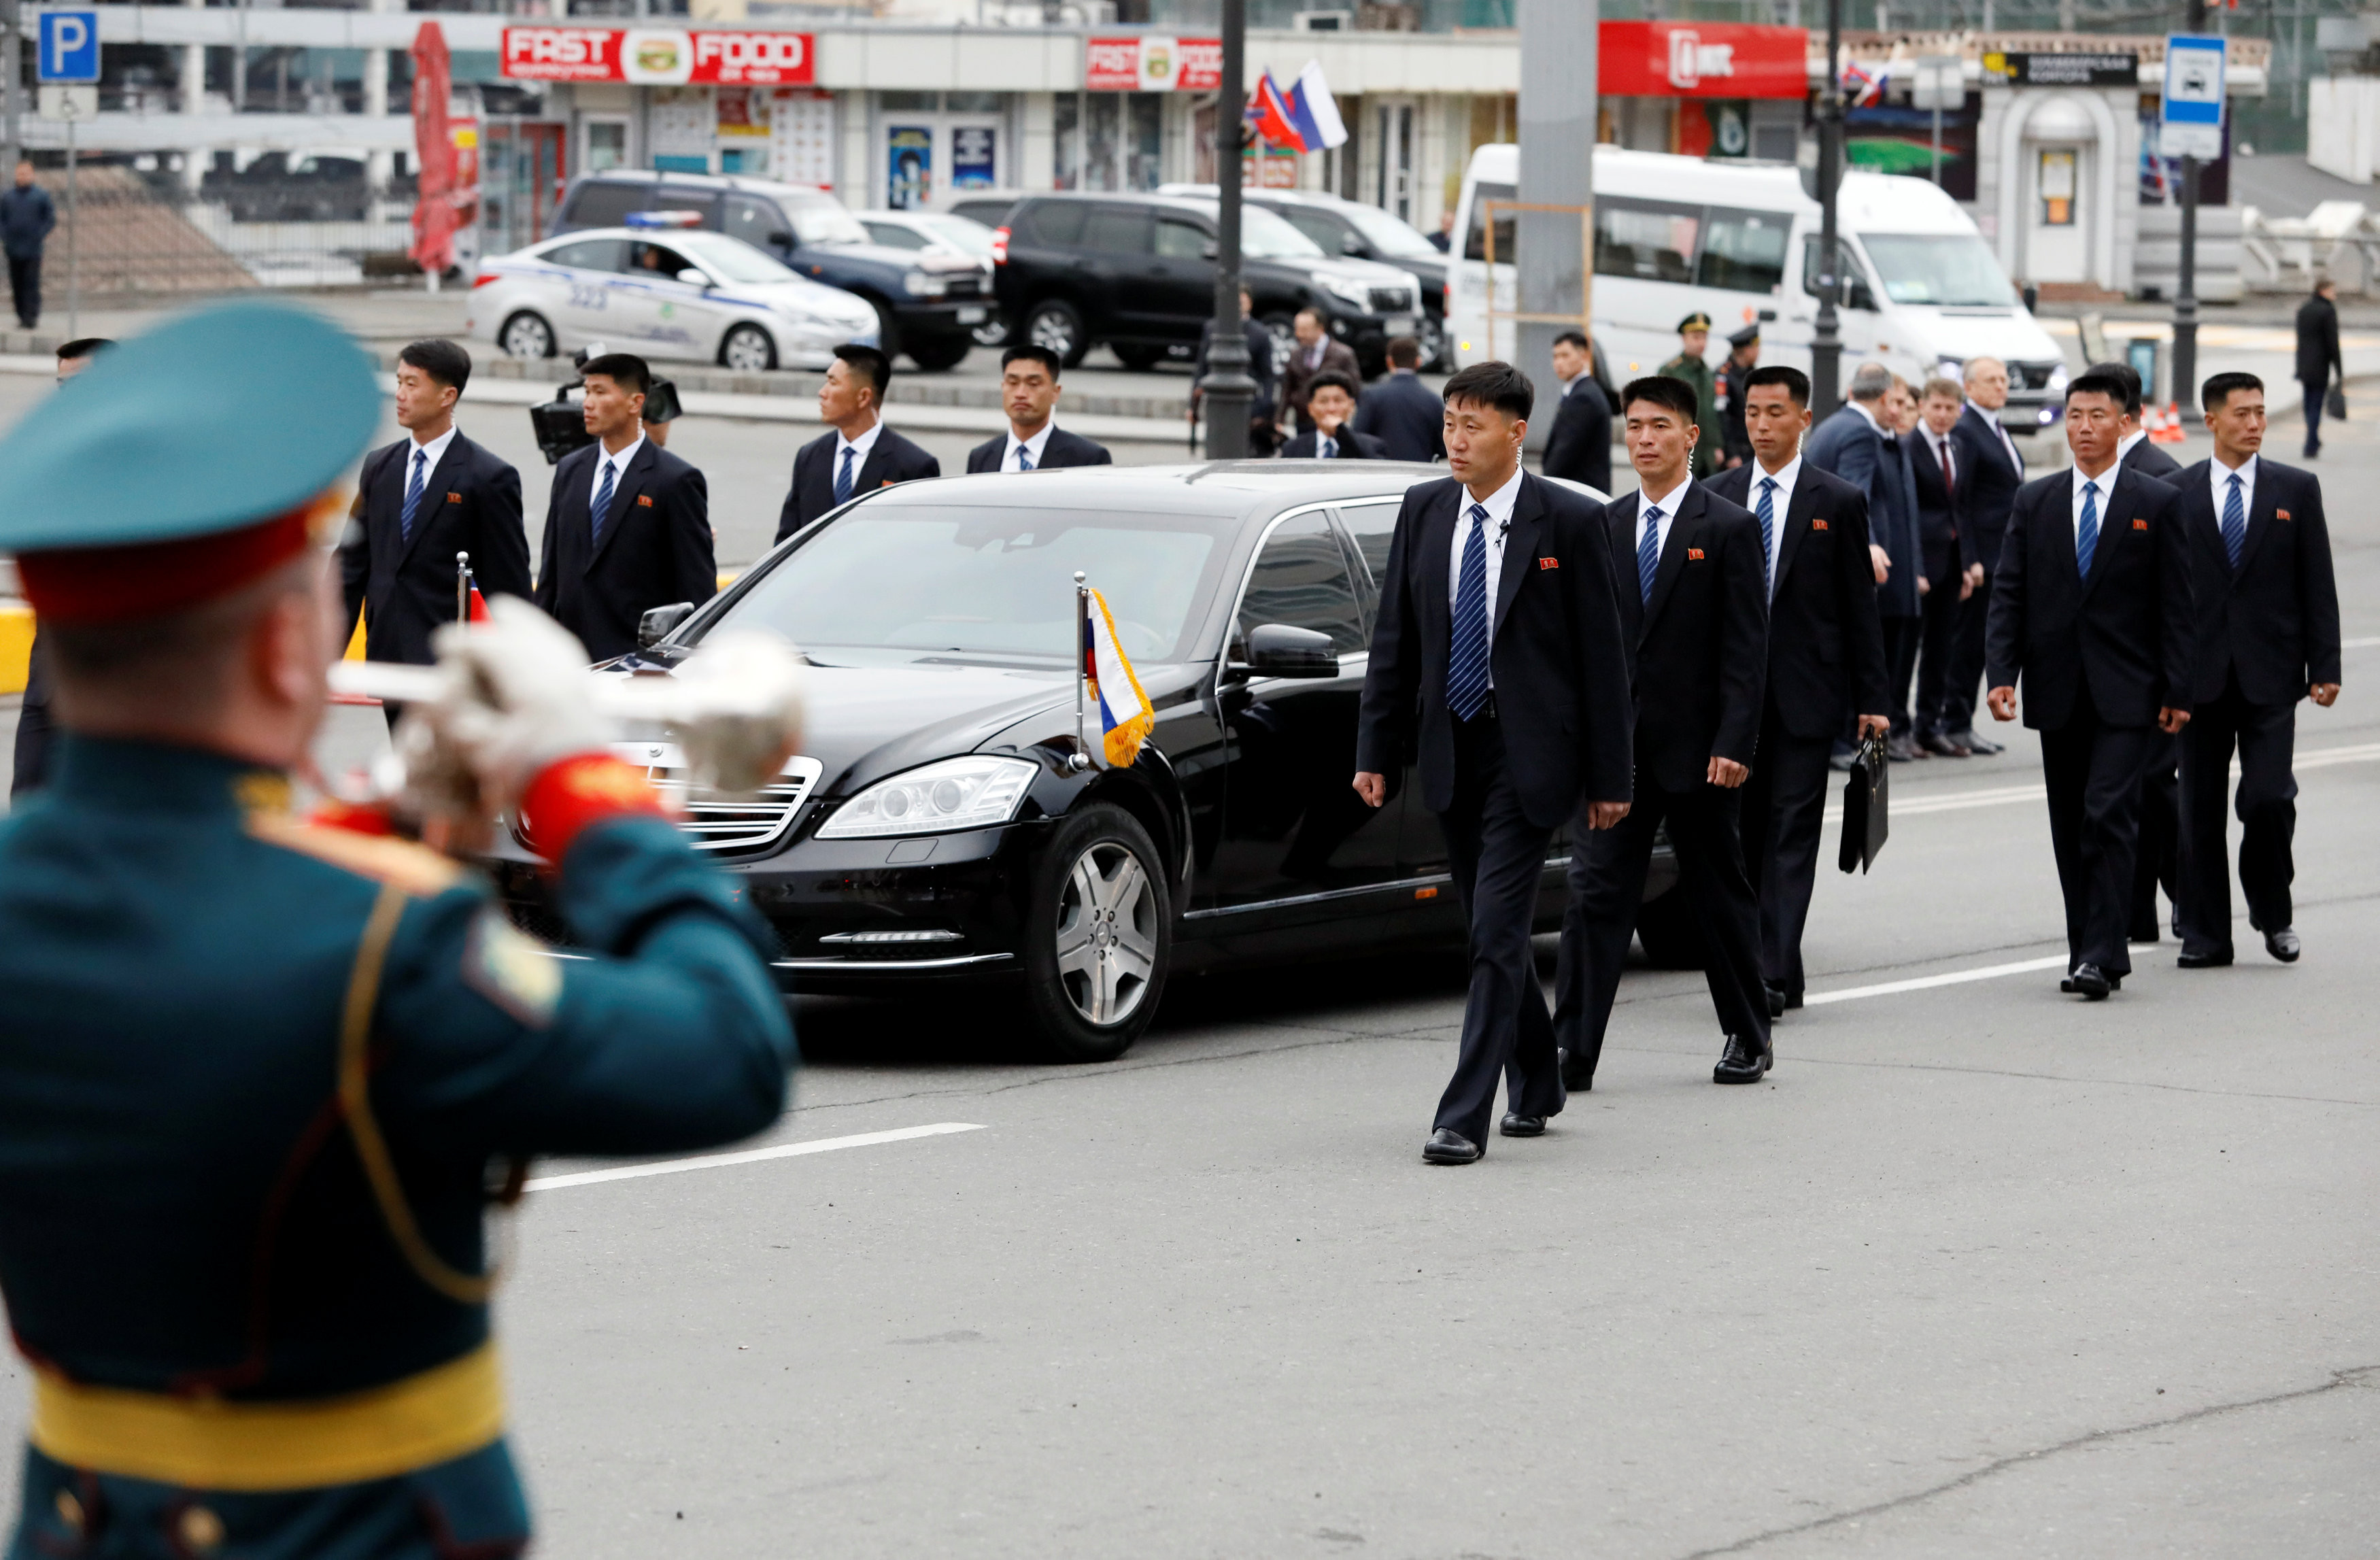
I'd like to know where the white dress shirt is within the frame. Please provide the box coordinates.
[1920,424,1957,488]
[2069,462,2117,549]
[1561,371,1591,399]
[1448,464,1526,684]
[401,425,458,493]
[1637,471,1694,564]
[1003,420,1056,471]
[2115,428,2148,466]
[587,432,645,515]
[1967,399,2022,475]
[1843,397,1885,434]
[834,416,885,477]
[1746,456,1799,600]
[2211,451,2258,528]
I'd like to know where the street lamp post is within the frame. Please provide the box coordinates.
[1201,0,1258,461]
[2171,0,2209,426]
[1811,0,1846,419]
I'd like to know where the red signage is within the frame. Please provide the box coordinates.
[501,27,815,86]
[1085,35,1222,92]
[1599,21,1809,100]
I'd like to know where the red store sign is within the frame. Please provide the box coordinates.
[1599,21,1809,100]
[1085,35,1223,92]
[501,27,815,86]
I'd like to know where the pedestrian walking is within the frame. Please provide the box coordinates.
[1657,312,1725,478]
[1807,363,1921,760]
[2295,277,2343,458]
[0,299,794,1559]
[2174,372,2341,968]
[1984,369,2194,1000]
[534,352,716,663]
[1945,356,2022,756]
[1353,361,1634,1164]
[10,338,109,801]
[1541,328,1613,493]
[1278,372,1384,458]
[0,160,55,330]
[1908,375,1976,756]
[1353,335,1446,462]
[966,345,1112,472]
[1705,365,1892,1016]
[1557,375,1771,1090]
[341,339,530,727]
[1192,288,1280,454]
[1717,322,1761,469]
[777,343,940,541]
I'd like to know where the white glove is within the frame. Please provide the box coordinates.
[653,630,806,797]
[430,596,615,809]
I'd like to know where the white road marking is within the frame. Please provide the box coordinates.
[525,1122,987,1192]
[1803,955,2073,1006]
[1821,743,2380,825]
[2341,636,2380,650]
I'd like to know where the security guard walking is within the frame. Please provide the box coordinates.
[1717,322,1761,469]
[1659,311,1727,478]
[0,302,796,1558]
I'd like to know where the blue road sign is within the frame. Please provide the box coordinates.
[37,11,102,85]
[2160,35,2226,159]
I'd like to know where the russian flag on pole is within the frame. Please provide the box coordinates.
[1083,588,1155,768]
[1286,62,1349,151]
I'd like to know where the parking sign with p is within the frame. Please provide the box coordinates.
[37,10,102,85]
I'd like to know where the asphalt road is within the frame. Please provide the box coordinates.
[2,389,2377,1554]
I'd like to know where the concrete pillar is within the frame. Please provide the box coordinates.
[365,0,397,192]
[1021,90,1055,191]
[1517,0,1596,407]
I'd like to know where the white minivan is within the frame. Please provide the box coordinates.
[1447,144,2070,433]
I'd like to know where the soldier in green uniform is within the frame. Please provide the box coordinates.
[0,301,796,1559]
[1659,311,1727,478]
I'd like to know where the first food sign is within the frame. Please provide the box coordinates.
[502,27,816,85]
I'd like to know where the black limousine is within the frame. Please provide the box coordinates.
[492,463,1687,1062]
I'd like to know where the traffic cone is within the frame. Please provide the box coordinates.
[2152,401,2188,443]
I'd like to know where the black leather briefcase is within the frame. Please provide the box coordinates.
[1837,734,1889,875]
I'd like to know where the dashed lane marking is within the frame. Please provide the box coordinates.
[524,1122,987,1192]
[1803,955,2074,1006]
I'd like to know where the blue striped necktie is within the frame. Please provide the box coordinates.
[1637,505,1663,603]
[835,445,857,503]
[398,449,427,545]
[2221,473,2247,573]
[590,458,617,549]
[1755,478,1777,595]
[2075,479,2100,579]
[1017,443,1034,471]
[1447,504,1491,721]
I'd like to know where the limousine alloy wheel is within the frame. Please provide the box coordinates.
[1025,804,1170,1063]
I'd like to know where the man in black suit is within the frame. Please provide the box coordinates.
[1946,356,2024,756]
[2175,373,2342,967]
[338,339,530,727]
[1541,328,1613,493]
[775,343,940,543]
[2296,277,2342,458]
[1279,307,1361,439]
[1354,361,1634,1164]
[11,337,111,799]
[1985,371,2194,999]
[1558,375,1771,1089]
[1908,375,1977,756]
[1277,372,1385,458]
[1807,363,1920,760]
[1706,366,1892,1015]
[966,345,1112,473]
[534,353,716,664]
[1353,335,1446,463]
[1193,287,1279,455]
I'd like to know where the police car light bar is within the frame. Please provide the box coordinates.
[626,210,706,228]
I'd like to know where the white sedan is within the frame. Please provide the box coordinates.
[466,225,881,372]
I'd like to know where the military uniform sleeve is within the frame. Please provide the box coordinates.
[371,816,794,1159]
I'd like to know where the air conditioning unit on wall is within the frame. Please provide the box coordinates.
[1294,10,1355,30]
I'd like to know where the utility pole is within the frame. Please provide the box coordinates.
[1811,0,1845,418]
[2171,0,2209,426]
[1,0,20,177]
[1516,0,1596,439]
[1202,0,1257,460]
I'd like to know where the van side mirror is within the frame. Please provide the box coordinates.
[638,602,696,649]
[1235,622,1339,679]
[677,268,712,289]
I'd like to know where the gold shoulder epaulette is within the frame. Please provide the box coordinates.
[247,813,469,898]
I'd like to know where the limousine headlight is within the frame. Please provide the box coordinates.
[816,756,1038,838]
[2046,363,2069,394]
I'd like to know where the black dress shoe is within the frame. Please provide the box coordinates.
[2177,947,2233,968]
[2061,964,2111,1000]
[1423,1128,1482,1164]
[1782,988,1804,1011]
[1885,733,1925,762]
[1499,1113,1546,1138]
[1558,1047,1593,1092]
[1713,1032,1773,1083]
[2264,927,2301,962]
[1953,730,2005,756]
[1765,983,1787,1019]
[1919,730,1971,758]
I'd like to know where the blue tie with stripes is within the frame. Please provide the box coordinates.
[1447,504,1491,721]
[1755,478,1777,596]
[399,450,427,545]
[2221,473,2247,573]
[590,458,617,550]
[1637,505,1663,604]
[2075,479,2099,579]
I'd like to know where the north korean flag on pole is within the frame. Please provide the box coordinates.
[1251,70,1305,150]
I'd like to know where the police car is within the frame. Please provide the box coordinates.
[466,215,881,372]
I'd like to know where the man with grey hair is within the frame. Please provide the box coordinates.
[1946,355,2025,754]
[1805,362,1920,759]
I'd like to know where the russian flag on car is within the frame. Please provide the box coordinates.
[1083,588,1155,768]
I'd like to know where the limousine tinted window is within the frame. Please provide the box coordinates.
[1235,513,1365,656]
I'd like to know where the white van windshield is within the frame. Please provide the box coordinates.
[1858,234,2020,307]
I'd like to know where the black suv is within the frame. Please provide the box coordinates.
[951,191,1427,377]
[551,171,990,371]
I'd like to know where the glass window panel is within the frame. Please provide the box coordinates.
[1595,197,1699,284]
[1464,180,1515,262]
[1237,513,1366,656]
[563,178,643,228]
[1083,205,1153,255]
[1335,501,1402,592]
[1698,205,1790,293]
[1154,218,1208,259]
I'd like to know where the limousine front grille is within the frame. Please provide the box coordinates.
[513,743,824,858]
[1367,286,1416,316]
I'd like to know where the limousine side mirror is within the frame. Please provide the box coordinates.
[1202,240,1219,260]
[1236,622,1339,679]
[638,601,696,649]
[768,231,793,250]
[677,268,713,289]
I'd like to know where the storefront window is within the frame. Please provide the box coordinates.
[1055,92,1082,190]
[947,91,1002,114]
[881,91,938,112]
[1086,93,1121,192]
[1127,92,1163,191]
